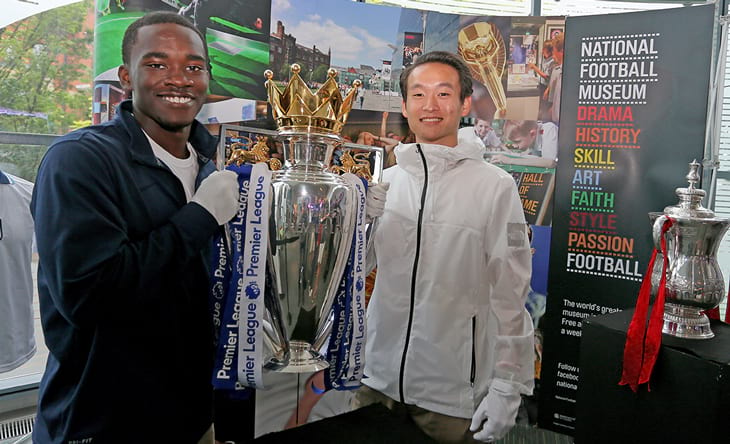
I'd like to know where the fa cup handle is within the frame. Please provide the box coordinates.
[652,214,668,250]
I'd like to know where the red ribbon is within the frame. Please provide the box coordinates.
[619,217,673,392]
[706,306,721,321]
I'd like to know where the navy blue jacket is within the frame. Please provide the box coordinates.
[31,100,219,443]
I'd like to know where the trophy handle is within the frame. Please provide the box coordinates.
[652,214,668,250]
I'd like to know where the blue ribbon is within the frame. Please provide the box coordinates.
[209,235,230,349]
[210,163,253,398]
[324,240,355,390]
[210,167,368,393]
[324,176,368,391]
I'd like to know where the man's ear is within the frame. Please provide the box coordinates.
[118,65,132,93]
[401,99,408,119]
[461,96,472,117]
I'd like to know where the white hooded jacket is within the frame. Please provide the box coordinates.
[364,139,535,419]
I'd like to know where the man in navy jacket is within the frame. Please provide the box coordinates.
[31,12,239,443]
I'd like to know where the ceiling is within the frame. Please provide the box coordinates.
[369,0,706,16]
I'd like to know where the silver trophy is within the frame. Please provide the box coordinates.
[651,160,730,339]
[258,65,364,371]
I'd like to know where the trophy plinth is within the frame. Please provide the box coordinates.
[269,340,330,373]
[662,303,715,339]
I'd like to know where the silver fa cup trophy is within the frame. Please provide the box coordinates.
[257,65,364,371]
[651,160,730,339]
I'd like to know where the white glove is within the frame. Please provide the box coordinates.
[191,170,239,225]
[469,379,522,442]
[365,182,389,223]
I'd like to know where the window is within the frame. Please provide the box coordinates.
[0,1,92,404]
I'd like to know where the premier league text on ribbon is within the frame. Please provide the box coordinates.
[244,175,267,277]
[211,237,228,332]
[212,164,252,390]
[241,175,266,384]
[239,165,271,389]
[213,171,249,385]
[348,178,367,383]
[324,174,367,390]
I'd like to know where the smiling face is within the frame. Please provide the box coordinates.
[118,22,209,142]
[401,62,471,147]
[474,119,491,138]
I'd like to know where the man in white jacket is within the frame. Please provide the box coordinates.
[358,51,535,443]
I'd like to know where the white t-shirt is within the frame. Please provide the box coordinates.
[0,171,36,373]
[144,133,199,202]
[536,121,558,161]
[548,64,563,123]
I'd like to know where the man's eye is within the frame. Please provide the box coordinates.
[188,65,205,72]
[438,92,450,97]
[412,93,424,97]
[146,63,165,69]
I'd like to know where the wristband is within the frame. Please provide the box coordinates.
[311,381,326,394]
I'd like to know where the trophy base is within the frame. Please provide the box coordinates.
[268,340,330,373]
[662,303,715,339]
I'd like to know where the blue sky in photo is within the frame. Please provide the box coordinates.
[270,0,402,69]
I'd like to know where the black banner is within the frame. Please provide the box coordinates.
[537,5,714,434]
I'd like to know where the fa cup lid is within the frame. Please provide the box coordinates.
[663,159,715,219]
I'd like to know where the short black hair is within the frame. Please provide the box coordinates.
[121,11,209,67]
[399,51,473,103]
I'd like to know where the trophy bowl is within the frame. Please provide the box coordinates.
[658,215,728,339]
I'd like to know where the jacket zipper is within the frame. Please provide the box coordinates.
[470,316,476,386]
[399,144,428,403]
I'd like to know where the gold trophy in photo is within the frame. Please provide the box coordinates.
[458,22,507,118]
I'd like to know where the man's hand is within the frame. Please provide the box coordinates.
[469,379,522,442]
[191,170,239,225]
[366,182,390,223]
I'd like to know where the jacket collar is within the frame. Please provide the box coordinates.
[115,100,217,166]
[394,139,484,180]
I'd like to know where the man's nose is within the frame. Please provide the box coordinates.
[165,68,194,87]
[423,93,439,110]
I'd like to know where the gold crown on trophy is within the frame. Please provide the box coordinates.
[264,64,362,136]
